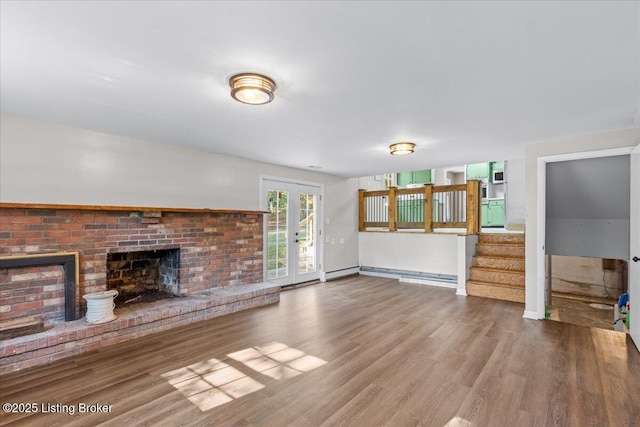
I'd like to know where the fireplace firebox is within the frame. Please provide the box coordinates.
[106,249,180,307]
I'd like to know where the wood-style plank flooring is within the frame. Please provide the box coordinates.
[1,275,639,426]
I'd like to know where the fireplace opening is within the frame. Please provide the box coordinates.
[106,249,180,307]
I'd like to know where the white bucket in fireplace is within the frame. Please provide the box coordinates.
[83,290,118,324]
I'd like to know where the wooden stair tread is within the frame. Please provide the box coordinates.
[466,280,525,289]
[474,255,525,261]
[476,254,524,259]
[480,232,525,235]
[478,234,524,240]
[466,280,525,304]
[469,266,525,274]
[477,246,524,253]
[477,242,525,247]
[476,251,524,259]
[479,236,524,239]
[478,242,524,246]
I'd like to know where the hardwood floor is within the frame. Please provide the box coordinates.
[1,275,639,426]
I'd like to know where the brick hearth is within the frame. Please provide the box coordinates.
[0,204,279,373]
[0,282,279,374]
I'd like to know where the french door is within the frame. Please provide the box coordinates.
[263,180,322,286]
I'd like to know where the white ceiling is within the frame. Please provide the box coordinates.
[1,1,638,178]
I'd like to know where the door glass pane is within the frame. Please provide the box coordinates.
[267,190,288,280]
[298,192,316,274]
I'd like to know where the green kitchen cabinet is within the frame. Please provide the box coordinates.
[482,199,505,227]
[396,172,413,187]
[396,169,432,187]
[481,203,490,227]
[466,163,490,180]
[412,169,431,185]
[489,200,505,226]
[491,161,504,171]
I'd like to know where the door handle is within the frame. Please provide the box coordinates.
[633,256,640,262]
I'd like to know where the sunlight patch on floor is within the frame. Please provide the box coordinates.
[228,342,327,380]
[444,416,472,426]
[161,358,264,411]
[162,343,326,412]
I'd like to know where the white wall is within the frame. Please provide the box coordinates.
[505,157,525,229]
[457,234,478,295]
[357,175,387,191]
[358,232,458,276]
[432,168,446,185]
[524,127,640,317]
[0,115,359,274]
[324,179,360,273]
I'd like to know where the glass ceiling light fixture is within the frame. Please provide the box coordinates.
[229,73,276,105]
[389,142,416,155]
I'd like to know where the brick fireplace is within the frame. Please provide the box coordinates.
[0,204,280,373]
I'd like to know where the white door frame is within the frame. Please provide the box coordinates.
[533,146,636,319]
[629,144,640,347]
[260,175,325,285]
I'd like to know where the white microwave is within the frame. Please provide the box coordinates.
[492,170,505,184]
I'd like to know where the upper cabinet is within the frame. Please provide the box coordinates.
[466,163,490,180]
[491,161,504,171]
[396,169,432,187]
[466,161,505,182]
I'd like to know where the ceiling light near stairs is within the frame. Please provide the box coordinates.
[229,73,276,105]
[389,142,416,155]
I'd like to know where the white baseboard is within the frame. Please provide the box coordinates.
[456,289,467,296]
[323,267,360,281]
[522,310,542,320]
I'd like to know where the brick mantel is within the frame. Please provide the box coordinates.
[0,202,268,215]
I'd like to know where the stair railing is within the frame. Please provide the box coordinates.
[359,180,481,234]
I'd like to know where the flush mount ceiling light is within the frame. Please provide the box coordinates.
[389,142,416,155]
[229,73,276,105]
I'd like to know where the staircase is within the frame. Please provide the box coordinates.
[466,233,525,303]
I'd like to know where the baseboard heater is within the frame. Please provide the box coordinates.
[324,266,360,281]
[359,266,457,288]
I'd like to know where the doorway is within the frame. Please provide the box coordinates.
[543,154,630,331]
[262,178,323,286]
[535,145,638,347]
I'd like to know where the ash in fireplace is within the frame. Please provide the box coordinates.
[114,290,179,308]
